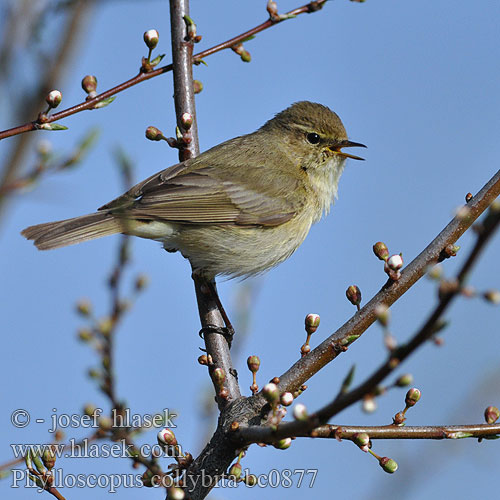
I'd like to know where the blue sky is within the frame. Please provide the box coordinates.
[2,1,500,499]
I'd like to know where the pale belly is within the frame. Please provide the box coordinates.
[161,214,313,279]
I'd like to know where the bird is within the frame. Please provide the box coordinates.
[22,101,365,280]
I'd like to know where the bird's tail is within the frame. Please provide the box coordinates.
[21,212,122,250]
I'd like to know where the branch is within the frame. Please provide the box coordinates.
[275,168,500,396]
[0,0,328,141]
[234,168,500,444]
[304,423,500,440]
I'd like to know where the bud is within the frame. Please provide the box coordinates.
[231,43,251,62]
[465,192,473,203]
[77,328,93,342]
[157,428,177,447]
[228,462,242,480]
[455,205,471,221]
[395,373,413,387]
[247,355,260,373]
[373,241,389,261]
[379,456,398,474]
[484,406,500,424]
[375,304,390,327]
[76,299,92,316]
[427,264,443,280]
[46,90,62,108]
[145,126,164,141]
[240,50,251,63]
[405,388,421,407]
[144,29,159,49]
[300,344,311,356]
[346,285,362,307]
[384,333,397,351]
[292,403,308,421]
[87,368,100,379]
[362,395,377,413]
[180,112,193,130]
[267,1,279,18]
[167,487,185,500]
[83,404,97,416]
[98,416,112,431]
[42,448,56,470]
[141,469,154,487]
[81,75,97,94]
[353,432,370,452]
[98,317,113,336]
[262,383,279,405]
[193,80,203,94]
[273,438,292,450]
[198,354,208,365]
[37,140,53,157]
[213,368,226,386]
[483,289,500,305]
[305,313,320,334]
[280,392,294,406]
[134,274,149,291]
[243,474,258,486]
[387,254,403,271]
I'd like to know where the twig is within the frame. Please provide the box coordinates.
[0,0,327,141]
[305,424,500,440]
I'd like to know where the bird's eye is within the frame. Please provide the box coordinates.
[306,132,320,145]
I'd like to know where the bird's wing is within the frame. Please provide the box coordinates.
[99,163,299,227]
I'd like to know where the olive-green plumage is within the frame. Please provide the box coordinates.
[22,101,365,278]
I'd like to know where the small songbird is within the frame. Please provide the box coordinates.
[22,101,365,279]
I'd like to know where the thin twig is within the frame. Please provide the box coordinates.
[0,0,327,141]
[305,423,500,440]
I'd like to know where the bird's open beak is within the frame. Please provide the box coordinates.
[329,140,367,161]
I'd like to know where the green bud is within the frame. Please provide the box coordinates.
[77,328,93,342]
[373,241,389,261]
[273,438,292,450]
[353,432,370,451]
[193,80,203,94]
[229,462,242,480]
[76,299,92,316]
[305,313,320,334]
[42,448,56,470]
[379,457,398,473]
[405,388,421,407]
[395,373,413,387]
[213,368,226,386]
[247,355,260,373]
[375,304,390,327]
